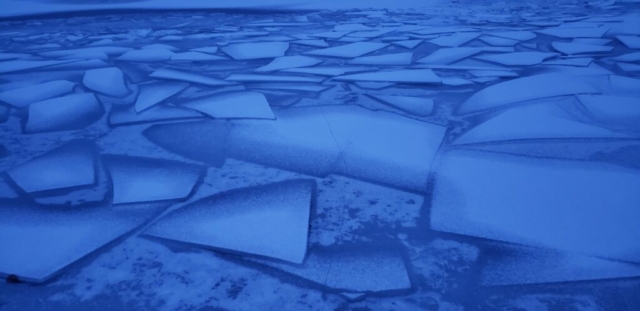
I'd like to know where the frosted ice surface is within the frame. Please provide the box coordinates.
[255,55,322,72]
[225,73,324,83]
[221,42,289,60]
[170,52,226,61]
[144,180,314,264]
[453,100,630,145]
[182,91,275,120]
[0,201,167,283]
[347,52,412,65]
[117,48,174,62]
[0,60,74,74]
[110,104,204,126]
[552,42,613,55]
[291,39,329,47]
[478,35,519,46]
[0,80,75,108]
[304,42,388,58]
[416,48,481,65]
[485,31,536,41]
[536,26,610,38]
[458,73,599,114]
[134,81,189,112]
[189,46,218,54]
[428,32,480,47]
[281,66,373,76]
[104,154,204,204]
[576,95,640,131]
[83,67,130,97]
[6,140,97,193]
[611,51,640,62]
[430,149,640,263]
[25,93,104,133]
[616,35,640,49]
[474,52,558,66]
[150,68,234,86]
[391,39,422,49]
[543,57,593,67]
[480,244,640,286]
[141,43,179,51]
[368,94,435,116]
[334,69,441,84]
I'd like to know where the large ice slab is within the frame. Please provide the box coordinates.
[292,39,329,47]
[144,180,315,264]
[334,69,441,84]
[428,32,480,47]
[536,26,610,38]
[182,91,275,120]
[40,47,131,58]
[368,94,434,116]
[478,35,519,46]
[83,67,130,97]
[6,140,97,194]
[25,93,104,133]
[576,95,640,131]
[457,73,599,114]
[255,55,322,72]
[150,68,233,86]
[304,42,388,58]
[0,80,75,108]
[134,81,188,113]
[116,49,174,62]
[617,35,640,49]
[475,52,558,66]
[347,52,412,65]
[221,42,289,60]
[392,39,422,49]
[104,154,205,204]
[430,149,640,263]
[109,104,204,126]
[552,42,613,55]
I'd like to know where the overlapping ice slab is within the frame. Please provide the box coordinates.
[255,56,322,72]
[6,140,97,194]
[134,81,188,113]
[0,80,75,108]
[103,154,204,204]
[552,42,613,55]
[225,74,324,83]
[576,95,640,131]
[40,47,132,58]
[182,91,275,120]
[392,39,422,49]
[304,42,388,58]
[486,31,536,41]
[430,149,640,263]
[116,48,174,62]
[368,94,434,116]
[0,202,168,283]
[281,66,373,76]
[333,69,441,84]
[149,68,233,86]
[221,42,289,60]
[457,73,599,114]
[25,93,104,133]
[617,35,640,49]
[417,48,481,65]
[109,104,205,126]
[171,52,226,61]
[144,180,315,264]
[83,67,130,97]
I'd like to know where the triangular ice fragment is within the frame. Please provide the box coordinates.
[255,55,322,72]
[83,67,130,97]
[25,93,104,133]
[134,81,189,113]
[392,39,422,49]
[182,91,275,120]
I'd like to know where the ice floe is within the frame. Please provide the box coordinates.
[616,35,640,49]
[0,60,75,74]
[576,94,640,131]
[189,46,218,54]
[485,31,536,41]
[109,104,204,126]
[170,52,226,61]
[304,42,388,58]
[0,80,75,108]
[280,66,373,76]
[291,39,329,47]
[83,67,130,97]
[134,81,188,113]
[181,91,275,120]
[255,55,322,72]
[611,51,640,62]
[221,42,289,60]
[25,93,104,133]
[225,74,324,83]
[536,26,610,38]
[391,39,422,49]
[478,35,519,46]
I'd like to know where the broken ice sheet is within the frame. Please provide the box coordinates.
[617,62,640,72]
[543,57,593,67]
[552,42,613,55]
[83,67,130,97]
[134,81,188,113]
[576,94,640,132]
[144,179,315,264]
[170,52,226,62]
[255,55,322,72]
[109,104,204,126]
[430,149,640,263]
[611,51,640,62]
[150,68,233,86]
[0,52,29,61]
[40,47,132,58]
[347,52,413,65]
[303,42,388,58]
[247,83,332,93]
[221,42,289,60]
[333,69,441,84]
[189,46,218,54]
[428,32,480,47]
[181,91,275,120]
[104,154,205,204]
[0,201,168,283]
[368,94,434,116]
[25,93,104,133]
[474,52,558,66]
[6,140,97,194]
[457,73,599,114]
[0,80,75,108]
[416,47,481,65]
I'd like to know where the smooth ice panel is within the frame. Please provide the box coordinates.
[304,42,388,58]
[25,93,104,133]
[134,81,188,113]
[221,42,289,60]
[0,80,75,108]
[83,67,130,97]
[182,91,275,120]
[144,180,314,264]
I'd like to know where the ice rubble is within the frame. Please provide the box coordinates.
[25,93,104,133]
[0,80,75,108]
[221,42,289,60]
[144,180,315,264]
[83,67,130,97]
[181,91,275,120]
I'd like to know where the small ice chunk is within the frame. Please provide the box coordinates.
[0,80,75,108]
[611,52,640,62]
[281,66,374,76]
[478,35,519,46]
[255,55,322,72]
[391,39,422,49]
[144,180,315,264]
[475,52,558,66]
[0,60,74,74]
[117,49,174,62]
[7,140,97,193]
[428,32,480,47]
[221,42,289,60]
[552,42,613,55]
[135,81,188,113]
[104,154,205,204]
[486,31,536,41]
[291,39,329,47]
[577,95,640,131]
[334,69,441,84]
[25,93,104,133]
[150,68,233,86]
[616,35,640,49]
[189,46,218,54]
[536,26,610,38]
[417,48,481,65]
[368,94,434,116]
[225,74,324,83]
[171,52,226,61]
[109,105,204,126]
[347,52,412,65]
[304,42,388,58]
[83,67,130,97]
[182,91,275,120]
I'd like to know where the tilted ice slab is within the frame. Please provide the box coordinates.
[430,149,640,263]
[225,74,324,83]
[281,66,374,76]
[182,91,275,120]
[104,154,205,204]
[141,43,179,51]
[0,60,75,74]
[536,26,610,38]
[617,62,640,72]
[0,80,75,108]
[0,52,29,61]
[469,70,518,78]
[248,244,411,294]
[134,81,188,113]
[221,42,289,60]
[0,201,167,283]
[291,39,329,47]
[480,243,640,286]
[417,48,481,65]
[478,35,519,46]
[616,35,640,49]
[116,49,174,62]
[391,39,422,49]
[452,99,631,145]
[189,46,218,54]
[83,67,130,97]
[347,52,412,65]
[334,69,441,84]
[552,42,613,55]
[150,68,233,86]
[308,31,352,39]
[368,94,434,116]
[6,140,97,194]
[611,52,640,62]
[428,32,480,47]
[572,38,612,45]
[46,59,108,71]
[255,55,322,72]
[457,73,599,114]
[171,52,227,61]
[144,180,315,264]
[109,104,204,126]
[25,93,104,133]
[474,52,558,66]
[486,30,536,41]
[576,94,640,131]
[543,57,593,67]
[304,42,388,58]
